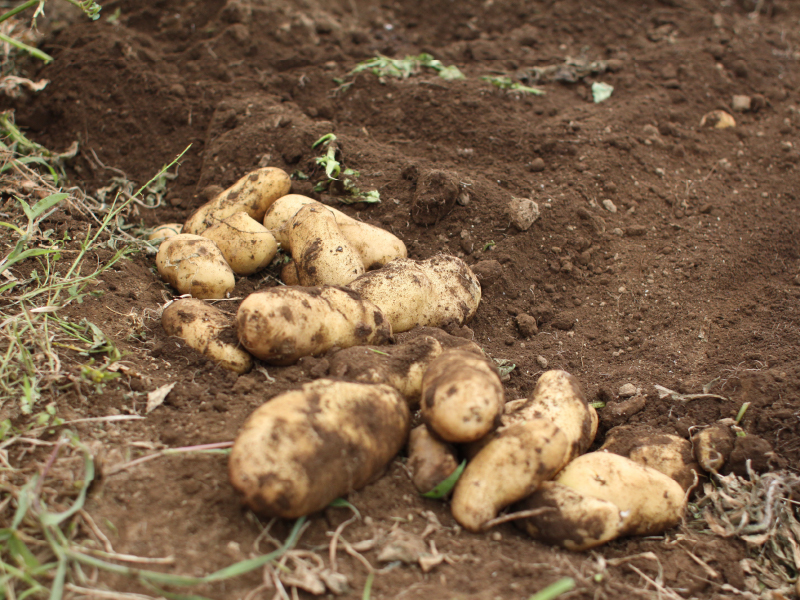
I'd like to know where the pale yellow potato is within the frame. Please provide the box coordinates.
[161,298,252,373]
[451,418,570,532]
[156,234,235,299]
[148,223,183,243]
[556,451,687,536]
[184,167,291,234]
[348,255,481,333]
[202,212,278,276]
[692,423,735,474]
[236,286,391,364]
[263,194,407,269]
[229,379,410,518]
[407,425,459,494]
[514,481,626,551]
[421,349,504,443]
[288,204,364,286]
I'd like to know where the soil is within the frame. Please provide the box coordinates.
[3,0,800,598]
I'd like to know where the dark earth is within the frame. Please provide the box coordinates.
[2,0,800,598]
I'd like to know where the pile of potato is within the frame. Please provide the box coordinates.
[150,166,694,552]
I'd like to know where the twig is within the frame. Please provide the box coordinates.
[106,441,233,475]
[329,515,358,572]
[482,507,553,530]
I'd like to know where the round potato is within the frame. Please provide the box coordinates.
[184,167,291,234]
[156,234,235,299]
[407,425,459,495]
[202,212,278,276]
[229,379,410,518]
[421,349,504,443]
[161,298,252,373]
[451,418,570,532]
[288,204,364,286]
[148,223,183,243]
[692,423,735,474]
[556,451,687,536]
[236,286,391,364]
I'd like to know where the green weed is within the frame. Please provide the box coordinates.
[351,53,464,81]
[311,134,380,204]
[482,75,545,95]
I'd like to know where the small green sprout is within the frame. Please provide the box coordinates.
[528,577,576,600]
[351,53,464,81]
[422,460,467,499]
[311,134,381,204]
[483,240,496,251]
[482,75,545,95]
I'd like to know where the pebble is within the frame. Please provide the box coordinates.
[731,95,751,112]
[507,198,541,231]
[543,284,556,293]
[459,230,474,254]
[528,157,546,172]
[700,110,736,129]
[602,199,617,213]
[536,355,548,369]
[491,532,503,541]
[515,314,538,338]
[626,225,647,236]
[612,227,624,236]
[619,383,637,398]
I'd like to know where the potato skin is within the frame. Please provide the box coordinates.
[203,212,278,276]
[451,418,570,532]
[556,452,687,536]
[184,167,291,234]
[236,286,391,364]
[348,255,481,333]
[229,380,410,518]
[289,204,364,286]
[421,349,504,443]
[162,298,252,373]
[280,260,300,285]
[148,223,183,243]
[156,234,235,299]
[407,425,459,494]
[692,423,735,474]
[514,481,625,551]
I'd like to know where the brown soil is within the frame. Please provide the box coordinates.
[3,0,800,598]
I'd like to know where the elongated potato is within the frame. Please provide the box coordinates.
[156,234,235,299]
[514,481,626,551]
[556,452,687,536]
[451,418,570,532]
[162,298,252,373]
[184,167,291,234]
[288,204,364,286]
[202,212,278,276]
[692,423,735,474]
[407,425,459,495]
[236,286,391,364]
[263,194,407,269]
[421,349,504,443]
[148,223,183,243]
[229,379,410,518]
[348,255,481,333]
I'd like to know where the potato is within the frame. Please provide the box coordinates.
[236,286,391,364]
[156,234,235,299]
[348,255,481,333]
[288,204,364,286]
[328,329,482,406]
[229,379,410,518]
[184,167,291,234]
[556,451,687,536]
[692,423,735,474]
[148,223,182,243]
[601,426,701,491]
[202,212,278,276]
[421,349,504,443]
[263,194,407,269]
[407,425,459,494]
[451,418,570,532]
[161,298,252,373]
[280,259,300,285]
[513,481,625,551]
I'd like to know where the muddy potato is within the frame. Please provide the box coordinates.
[692,423,736,474]
[184,167,291,234]
[407,425,460,494]
[556,451,687,536]
[202,212,278,276]
[288,204,364,286]
[513,481,626,551]
[162,298,252,373]
[229,379,410,518]
[263,194,407,269]
[421,349,504,443]
[236,286,391,364]
[451,418,570,532]
[348,255,481,333]
[148,223,182,243]
[601,426,701,491]
[156,234,235,299]
[280,259,300,285]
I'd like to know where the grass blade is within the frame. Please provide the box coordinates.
[422,460,466,499]
[528,577,576,600]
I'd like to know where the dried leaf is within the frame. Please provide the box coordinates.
[146,382,176,414]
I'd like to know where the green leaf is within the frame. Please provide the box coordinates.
[528,577,576,600]
[592,82,614,103]
[438,65,465,80]
[422,460,466,499]
[30,193,68,220]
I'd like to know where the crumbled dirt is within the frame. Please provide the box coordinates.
[3,0,800,597]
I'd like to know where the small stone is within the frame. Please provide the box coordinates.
[793,274,800,286]
[551,316,575,331]
[750,94,766,112]
[731,95,751,112]
[536,355,548,369]
[626,225,647,236]
[457,190,471,206]
[459,230,474,254]
[611,228,624,236]
[543,284,556,294]
[560,260,574,274]
[699,203,713,214]
[780,141,794,152]
[618,383,637,398]
[602,199,617,213]
[528,157,546,172]
[516,314,538,338]
[507,198,541,231]
[700,110,736,129]
[491,532,503,541]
